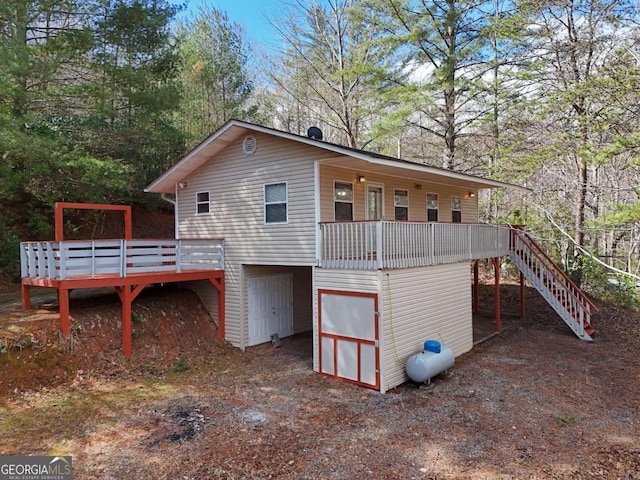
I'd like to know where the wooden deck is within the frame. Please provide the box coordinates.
[20,238,225,359]
[319,221,511,269]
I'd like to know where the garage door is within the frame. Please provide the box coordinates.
[248,274,293,346]
[319,290,380,389]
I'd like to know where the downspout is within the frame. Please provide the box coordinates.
[160,193,175,206]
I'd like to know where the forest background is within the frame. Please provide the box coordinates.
[1,0,639,306]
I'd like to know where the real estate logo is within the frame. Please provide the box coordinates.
[0,456,72,480]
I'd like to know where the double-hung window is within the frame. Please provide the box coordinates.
[394,189,409,220]
[196,191,210,215]
[334,181,354,221]
[265,182,287,224]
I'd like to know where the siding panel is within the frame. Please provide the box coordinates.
[380,263,473,392]
[176,133,325,347]
[319,165,478,223]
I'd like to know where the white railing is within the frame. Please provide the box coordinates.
[21,239,224,280]
[319,221,510,269]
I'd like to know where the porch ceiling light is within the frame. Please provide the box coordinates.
[468,191,476,198]
[358,174,366,183]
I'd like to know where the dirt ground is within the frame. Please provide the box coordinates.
[0,282,638,479]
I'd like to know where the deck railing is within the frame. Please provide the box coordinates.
[319,221,511,269]
[21,239,224,280]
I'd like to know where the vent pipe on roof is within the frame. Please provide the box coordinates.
[307,126,323,140]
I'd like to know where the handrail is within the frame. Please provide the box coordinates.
[511,227,599,313]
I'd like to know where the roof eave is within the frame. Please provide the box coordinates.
[145,119,531,194]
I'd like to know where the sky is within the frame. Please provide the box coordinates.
[178,0,288,51]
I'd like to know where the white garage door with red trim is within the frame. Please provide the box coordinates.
[319,290,380,390]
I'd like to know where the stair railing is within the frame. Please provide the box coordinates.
[510,226,598,339]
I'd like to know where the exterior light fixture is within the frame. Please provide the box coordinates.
[358,175,366,183]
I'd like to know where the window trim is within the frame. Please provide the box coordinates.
[394,188,409,221]
[333,180,354,221]
[196,191,210,215]
[264,182,288,225]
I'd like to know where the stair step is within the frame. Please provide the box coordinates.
[511,229,597,342]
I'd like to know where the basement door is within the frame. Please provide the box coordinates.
[248,274,293,346]
[319,290,380,389]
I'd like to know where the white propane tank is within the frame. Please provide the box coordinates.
[405,340,454,383]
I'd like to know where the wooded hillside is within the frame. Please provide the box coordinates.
[1,0,638,305]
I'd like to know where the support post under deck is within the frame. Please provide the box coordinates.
[472,260,479,314]
[520,272,525,319]
[21,283,31,310]
[211,275,225,339]
[59,288,70,337]
[492,257,502,333]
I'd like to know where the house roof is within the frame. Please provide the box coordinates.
[145,119,530,194]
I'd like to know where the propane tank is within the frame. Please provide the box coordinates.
[405,340,454,383]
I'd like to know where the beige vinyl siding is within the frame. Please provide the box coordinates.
[380,263,473,392]
[242,265,313,341]
[175,133,325,347]
[318,165,478,223]
[182,280,219,324]
[313,268,380,372]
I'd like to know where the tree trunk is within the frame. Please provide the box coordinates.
[442,0,457,170]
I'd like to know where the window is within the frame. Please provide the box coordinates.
[394,189,408,220]
[196,191,210,215]
[427,193,438,222]
[451,195,462,223]
[334,181,353,221]
[265,183,287,224]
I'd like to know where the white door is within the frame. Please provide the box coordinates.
[366,184,384,252]
[367,184,384,220]
[248,274,293,346]
[319,290,380,389]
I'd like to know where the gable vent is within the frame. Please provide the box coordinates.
[243,135,258,155]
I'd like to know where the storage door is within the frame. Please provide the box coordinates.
[248,274,293,346]
[319,290,379,389]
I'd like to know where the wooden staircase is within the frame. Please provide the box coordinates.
[509,226,598,341]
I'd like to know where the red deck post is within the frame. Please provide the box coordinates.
[54,202,132,241]
[21,283,31,310]
[120,285,132,359]
[472,260,479,314]
[59,288,70,337]
[218,276,225,339]
[210,275,225,339]
[520,272,526,318]
[492,257,502,332]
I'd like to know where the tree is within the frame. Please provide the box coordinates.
[175,5,255,145]
[363,0,496,169]
[0,0,184,247]
[268,0,391,149]
[515,0,640,280]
